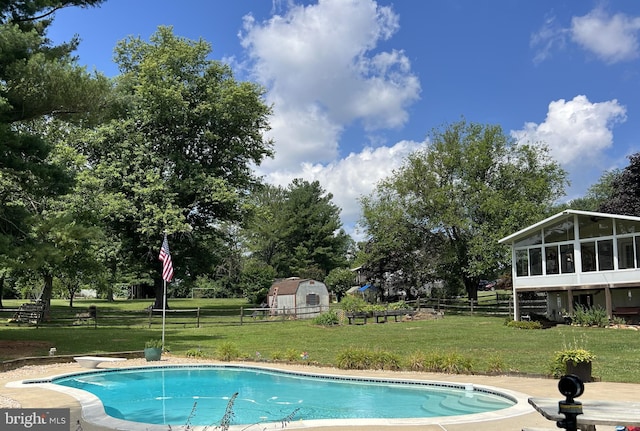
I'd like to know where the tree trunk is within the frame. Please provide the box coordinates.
[153,278,169,310]
[41,272,54,318]
[465,278,478,301]
[0,275,4,309]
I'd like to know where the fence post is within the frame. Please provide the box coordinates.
[240,306,244,326]
[470,299,474,315]
[196,307,200,328]
[148,307,153,328]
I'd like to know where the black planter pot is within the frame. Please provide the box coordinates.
[566,361,592,383]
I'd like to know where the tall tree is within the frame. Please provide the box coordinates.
[245,179,350,279]
[324,267,356,301]
[599,152,640,216]
[360,120,567,300]
[80,27,273,307]
[0,0,109,309]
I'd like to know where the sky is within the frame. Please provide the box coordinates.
[47,0,640,239]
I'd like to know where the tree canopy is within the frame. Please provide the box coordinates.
[77,26,273,305]
[599,152,640,216]
[0,0,109,308]
[359,119,567,299]
[244,179,350,280]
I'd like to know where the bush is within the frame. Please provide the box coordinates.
[339,295,368,313]
[337,348,473,374]
[336,348,401,370]
[284,348,300,362]
[486,355,506,374]
[312,309,340,326]
[271,350,284,361]
[504,319,543,329]
[389,301,412,310]
[336,347,372,370]
[572,305,609,327]
[370,350,402,370]
[185,348,205,358]
[406,351,427,371]
[216,341,241,361]
[440,352,474,374]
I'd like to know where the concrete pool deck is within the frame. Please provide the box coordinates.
[1,356,636,431]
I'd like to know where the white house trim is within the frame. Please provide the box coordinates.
[499,210,640,322]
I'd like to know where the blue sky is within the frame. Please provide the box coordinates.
[48,0,640,238]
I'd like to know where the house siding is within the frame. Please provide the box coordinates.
[499,210,640,321]
[267,278,329,319]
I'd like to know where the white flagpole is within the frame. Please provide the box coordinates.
[162,279,167,349]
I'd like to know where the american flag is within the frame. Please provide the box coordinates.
[159,235,174,282]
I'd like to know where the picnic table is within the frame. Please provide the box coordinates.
[528,397,640,431]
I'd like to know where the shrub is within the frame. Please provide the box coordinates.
[486,355,506,374]
[185,348,205,358]
[312,309,340,326]
[216,341,241,361]
[572,305,609,327]
[611,316,627,325]
[440,352,474,374]
[406,351,427,371]
[271,350,284,361]
[284,348,300,362]
[366,304,386,313]
[335,348,401,370]
[145,339,163,349]
[370,350,402,370]
[336,347,372,370]
[416,351,474,374]
[504,319,543,329]
[339,296,368,313]
[389,301,411,310]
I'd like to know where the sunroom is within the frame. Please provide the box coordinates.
[498,209,640,322]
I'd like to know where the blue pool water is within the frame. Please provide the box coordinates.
[52,365,515,427]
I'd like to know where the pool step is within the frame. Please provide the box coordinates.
[438,394,510,414]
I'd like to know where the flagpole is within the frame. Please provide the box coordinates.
[159,232,173,351]
[162,279,167,349]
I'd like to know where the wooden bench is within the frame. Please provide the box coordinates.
[12,303,45,326]
[613,307,640,323]
[346,312,369,324]
[374,309,416,323]
[74,356,127,369]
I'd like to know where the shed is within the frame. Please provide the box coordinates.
[267,277,330,319]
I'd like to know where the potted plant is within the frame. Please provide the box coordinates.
[552,348,596,383]
[144,339,163,361]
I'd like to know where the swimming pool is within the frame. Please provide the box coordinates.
[18,364,532,430]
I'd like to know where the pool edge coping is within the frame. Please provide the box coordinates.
[7,362,535,431]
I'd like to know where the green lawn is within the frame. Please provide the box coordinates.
[1,298,639,383]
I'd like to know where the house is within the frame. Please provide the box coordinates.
[267,277,330,319]
[499,209,640,322]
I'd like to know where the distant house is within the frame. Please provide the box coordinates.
[267,278,330,319]
[499,209,640,322]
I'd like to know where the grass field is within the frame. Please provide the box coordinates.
[1,298,639,383]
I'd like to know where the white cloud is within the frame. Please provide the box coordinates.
[530,14,568,64]
[571,8,640,63]
[261,139,425,238]
[511,95,626,166]
[239,0,420,171]
[531,7,640,64]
